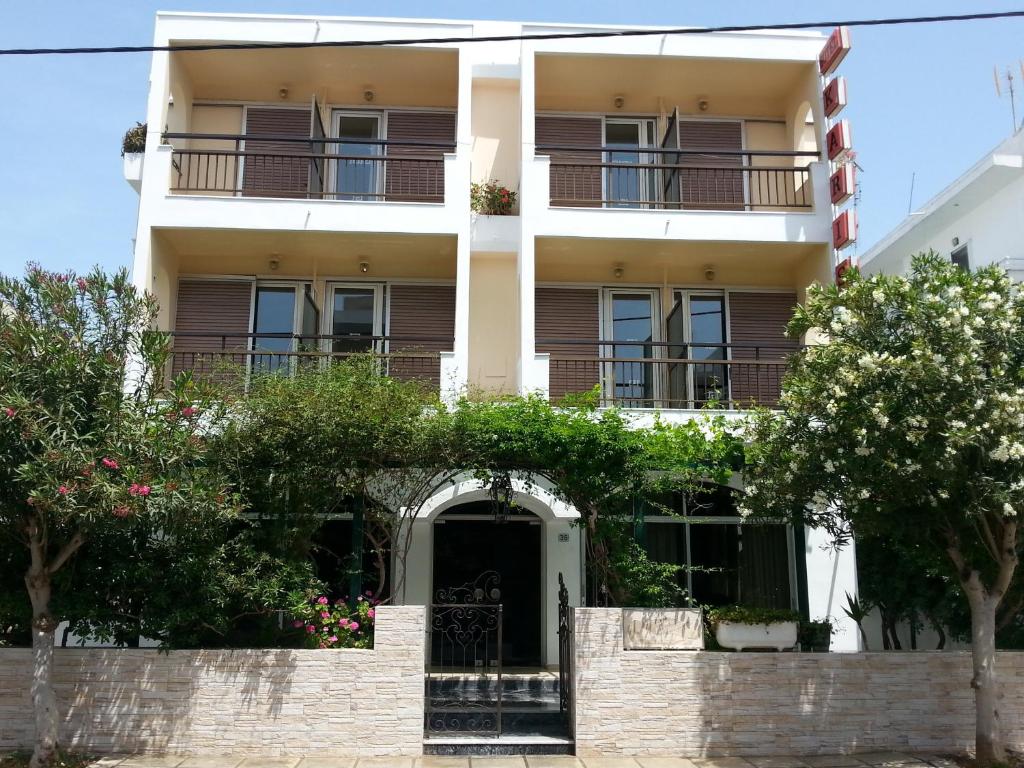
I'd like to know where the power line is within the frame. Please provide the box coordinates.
[1,10,1024,56]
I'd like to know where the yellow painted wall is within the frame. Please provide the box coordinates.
[177,105,244,196]
[150,233,180,331]
[468,252,519,394]
[471,80,521,195]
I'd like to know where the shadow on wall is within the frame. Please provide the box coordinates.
[572,608,1022,757]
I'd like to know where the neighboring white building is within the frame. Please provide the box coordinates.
[861,128,1024,278]
[125,11,860,659]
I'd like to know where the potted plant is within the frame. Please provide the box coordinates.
[471,180,517,215]
[122,121,147,191]
[706,606,800,651]
[799,618,834,652]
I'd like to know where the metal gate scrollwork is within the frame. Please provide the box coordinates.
[557,571,573,734]
[425,570,503,737]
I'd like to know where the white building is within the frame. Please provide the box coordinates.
[125,11,860,662]
[861,128,1024,279]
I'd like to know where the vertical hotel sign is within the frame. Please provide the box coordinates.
[820,26,856,282]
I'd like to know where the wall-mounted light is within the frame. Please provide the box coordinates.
[613,264,625,279]
[363,89,376,103]
[703,264,716,281]
[359,260,370,274]
[268,256,280,271]
[952,236,960,247]
[279,87,289,100]
[613,95,625,110]
[697,97,710,112]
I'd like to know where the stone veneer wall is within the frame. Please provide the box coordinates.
[573,608,1024,757]
[0,606,425,756]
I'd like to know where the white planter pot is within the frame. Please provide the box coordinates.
[123,152,144,192]
[714,620,798,652]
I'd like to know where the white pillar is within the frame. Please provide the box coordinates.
[803,526,860,651]
[517,43,538,394]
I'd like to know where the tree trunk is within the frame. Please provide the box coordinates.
[25,566,59,768]
[966,585,1005,765]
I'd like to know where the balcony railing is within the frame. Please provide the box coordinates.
[163,133,455,202]
[168,332,452,390]
[535,146,819,210]
[540,339,800,409]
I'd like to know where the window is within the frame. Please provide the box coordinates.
[251,283,319,374]
[951,244,970,271]
[327,284,381,355]
[332,112,383,201]
[666,292,728,407]
[643,485,795,610]
[604,290,659,407]
[604,118,657,208]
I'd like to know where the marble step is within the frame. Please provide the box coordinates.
[423,733,574,756]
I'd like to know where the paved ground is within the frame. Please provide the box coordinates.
[68,752,961,768]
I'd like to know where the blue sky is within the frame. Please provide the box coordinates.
[1,0,1022,277]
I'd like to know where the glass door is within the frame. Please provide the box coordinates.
[333,113,382,201]
[252,285,299,374]
[673,291,728,406]
[327,284,381,356]
[604,119,656,208]
[605,291,659,407]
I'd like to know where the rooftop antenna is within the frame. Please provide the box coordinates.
[993,64,1024,132]
[907,171,915,214]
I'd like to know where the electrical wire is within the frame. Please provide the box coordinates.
[1,10,1023,56]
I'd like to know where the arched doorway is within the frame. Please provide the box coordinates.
[431,502,543,667]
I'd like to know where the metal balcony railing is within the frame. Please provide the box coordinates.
[539,339,800,409]
[163,132,455,202]
[535,146,820,210]
[168,332,452,390]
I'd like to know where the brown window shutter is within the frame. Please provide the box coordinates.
[387,284,456,387]
[385,112,456,202]
[677,120,745,210]
[535,116,603,207]
[242,107,312,198]
[171,280,253,379]
[727,292,798,406]
[535,287,600,401]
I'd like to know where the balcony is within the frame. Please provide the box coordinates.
[538,145,818,211]
[164,132,455,203]
[168,332,454,392]
[541,339,799,410]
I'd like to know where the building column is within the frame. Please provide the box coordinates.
[803,525,860,651]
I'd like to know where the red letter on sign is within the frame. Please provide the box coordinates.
[823,77,847,119]
[832,210,857,250]
[830,164,855,205]
[819,26,851,75]
[826,120,852,161]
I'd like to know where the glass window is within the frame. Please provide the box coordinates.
[609,292,655,407]
[253,286,296,373]
[951,244,970,271]
[643,485,793,610]
[335,114,381,201]
[330,287,377,354]
[604,120,656,208]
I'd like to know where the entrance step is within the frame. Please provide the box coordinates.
[422,734,574,756]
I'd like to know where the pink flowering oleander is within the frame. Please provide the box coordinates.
[101,457,119,469]
[3,407,15,418]
[180,406,197,417]
[58,486,69,495]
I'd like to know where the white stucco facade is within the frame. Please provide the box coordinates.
[125,11,859,658]
[861,129,1024,279]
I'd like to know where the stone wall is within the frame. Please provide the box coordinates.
[0,606,425,756]
[573,608,1024,757]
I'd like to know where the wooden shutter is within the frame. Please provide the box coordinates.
[727,292,798,406]
[171,280,252,379]
[242,107,312,198]
[385,112,456,203]
[677,120,745,210]
[535,287,600,401]
[535,116,603,207]
[387,284,456,387]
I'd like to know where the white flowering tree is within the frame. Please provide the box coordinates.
[742,254,1022,765]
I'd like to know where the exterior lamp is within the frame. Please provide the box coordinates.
[489,470,515,524]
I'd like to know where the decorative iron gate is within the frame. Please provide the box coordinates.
[425,571,503,736]
[557,572,573,734]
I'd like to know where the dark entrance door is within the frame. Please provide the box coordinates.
[432,503,543,667]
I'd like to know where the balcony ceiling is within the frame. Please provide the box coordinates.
[173,45,459,107]
[536,55,811,119]
[156,228,457,280]
[535,237,825,287]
